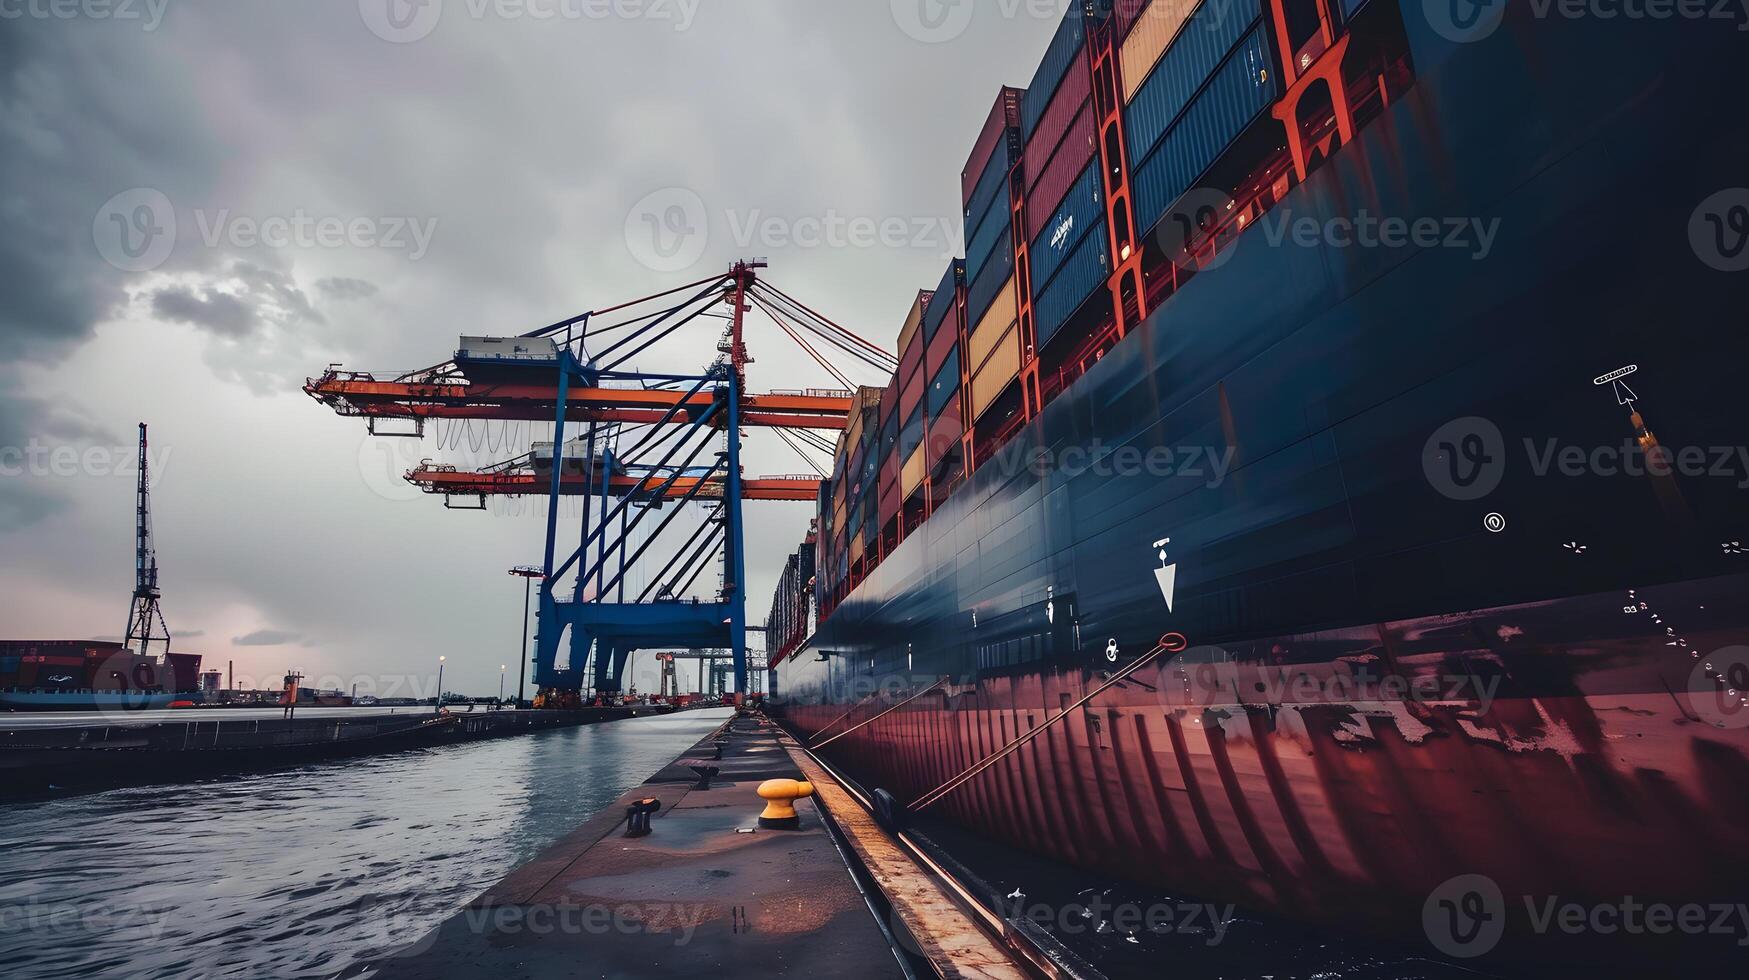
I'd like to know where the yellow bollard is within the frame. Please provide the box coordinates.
[756,778,814,830]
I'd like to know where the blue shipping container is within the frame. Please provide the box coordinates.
[1123,0,1261,167]
[1020,4,1098,144]
[965,192,1011,285]
[966,226,1015,329]
[1033,217,1109,349]
[1028,159,1103,293]
[964,137,1016,235]
[923,259,965,341]
[1131,28,1276,238]
[900,404,926,460]
[928,347,960,419]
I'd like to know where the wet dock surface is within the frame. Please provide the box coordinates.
[368,714,906,979]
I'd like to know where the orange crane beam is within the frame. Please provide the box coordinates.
[305,375,852,430]
[409,467,823,502]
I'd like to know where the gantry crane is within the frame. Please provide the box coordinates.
[307,261,891,706]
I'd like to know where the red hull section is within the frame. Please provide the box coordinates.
[774,577,1749,930]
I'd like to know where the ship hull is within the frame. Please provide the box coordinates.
[773,11,1749,933]
[0,691,181,712]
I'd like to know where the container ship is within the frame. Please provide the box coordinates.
[765,0,1749,933]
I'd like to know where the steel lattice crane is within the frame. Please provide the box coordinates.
[306,262,890,705]
[122,423,172,659]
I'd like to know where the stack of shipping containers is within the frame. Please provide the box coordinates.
[961,87,1026,490]
[1023,2,1111,394]
[788,0,1409,634]
[764,530,817,664]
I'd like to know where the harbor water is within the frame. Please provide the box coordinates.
[0,709,733,980]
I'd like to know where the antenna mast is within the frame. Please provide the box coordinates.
[123,422,171,658]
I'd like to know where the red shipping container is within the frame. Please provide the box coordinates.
[962,87,1025,206]
[879,468,900,523]
[899,361,924,420]
[926,396,964,470]
[881,376,900,426]
[1024,48,1091,194]
[926,314,959,378]
[899,329,925,388]
[1026,104,1098,243]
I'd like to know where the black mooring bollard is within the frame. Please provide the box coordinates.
[625,798,662,838]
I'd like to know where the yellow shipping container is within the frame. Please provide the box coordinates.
[967,275,1018,374]
[971,323,1023,421]
[902,444,927,498]
[1120,0,1197,104]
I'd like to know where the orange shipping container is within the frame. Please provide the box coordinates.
[1120,0,1197,104]
[971,323,1023,421]
[967,275,1018,374]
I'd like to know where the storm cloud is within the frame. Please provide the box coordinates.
[1,0,1064,693]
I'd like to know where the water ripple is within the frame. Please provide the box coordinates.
[0,710,729,979]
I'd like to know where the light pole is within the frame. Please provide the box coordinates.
[510,566,542,708]
[498,665,506,709]
[435,655,446,715]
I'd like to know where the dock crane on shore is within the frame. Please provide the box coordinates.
[122,423,172,659]
[307,262,891,706]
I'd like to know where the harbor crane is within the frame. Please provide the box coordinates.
[307,262,890,706]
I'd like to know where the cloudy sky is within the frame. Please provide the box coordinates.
[0,0,1065,696]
